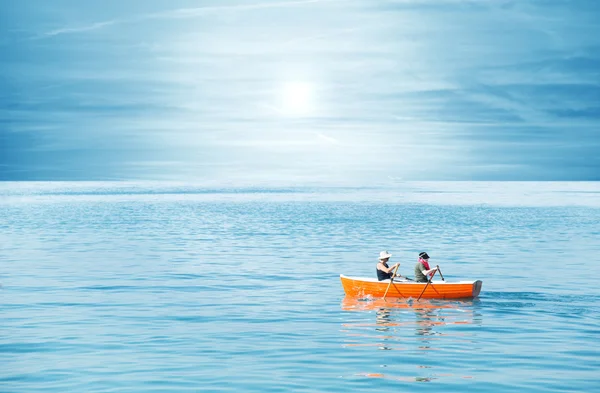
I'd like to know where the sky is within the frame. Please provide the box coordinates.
[1,0,599,184]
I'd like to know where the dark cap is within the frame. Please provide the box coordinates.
[419,252,430,260]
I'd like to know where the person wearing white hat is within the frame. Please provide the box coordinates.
[376,250,400,281]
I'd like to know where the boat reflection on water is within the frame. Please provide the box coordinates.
[340,296,481,381]
[341,296,479,342]
[341,297,466,349]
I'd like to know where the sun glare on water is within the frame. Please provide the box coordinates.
[280,82,314,116]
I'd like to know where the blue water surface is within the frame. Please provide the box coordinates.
[1,182,599,392]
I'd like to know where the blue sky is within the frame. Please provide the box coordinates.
[1,0,599,183]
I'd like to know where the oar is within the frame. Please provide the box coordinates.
[436,265,445,281]
[383,264,400,301]
[416,269,437,301]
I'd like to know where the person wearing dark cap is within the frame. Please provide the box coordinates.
[414,252,438,283]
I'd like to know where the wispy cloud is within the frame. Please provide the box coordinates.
[148,0,335,19]
[278,27,360,49]
[38,20,119,38]
[37,0,338,38]
[315,132,340,145]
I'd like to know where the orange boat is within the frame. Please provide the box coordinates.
[340,275,483,299]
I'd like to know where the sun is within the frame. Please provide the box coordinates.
[280,82,314,116]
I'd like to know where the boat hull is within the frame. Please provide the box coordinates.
[340,275,482,299]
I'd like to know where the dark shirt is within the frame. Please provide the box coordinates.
[377,262,393,281]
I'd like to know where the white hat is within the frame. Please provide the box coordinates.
[379,250,392,260]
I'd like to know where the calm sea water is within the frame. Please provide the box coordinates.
[2,182,599,392]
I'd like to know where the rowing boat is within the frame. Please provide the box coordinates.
[340,275,483,299]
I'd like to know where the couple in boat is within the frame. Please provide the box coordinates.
[376,251,438,283]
